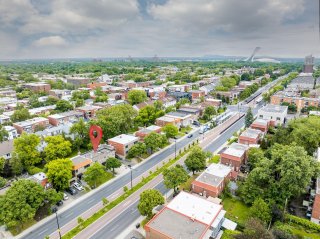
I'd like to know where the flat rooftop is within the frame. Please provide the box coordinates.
[166,111,191,119]
[148,208,207,239]
[259,104,288,114]
[48,110,83,119]
[205,163,232,178]
[229,143,249,151]
[252,118,269,126]
[167,191,222,225]
[108,134,138,144]
[196,172,224,187]
[157,116,176,122]
[240,128,262,139]
[13,117,48,127]
[76,105,102,111]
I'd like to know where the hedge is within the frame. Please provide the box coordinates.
[285,214,320,232]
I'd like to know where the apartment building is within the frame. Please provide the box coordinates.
[108,134,139,159]
[76,105,102,118]
[3,126,18,140]
[135,125,162,141]
[13,117,49,134]
[24,82,51,93]
[238,128,262,145]
[48,111,83,126]
[220,143,249,172]
[257,104,288,126]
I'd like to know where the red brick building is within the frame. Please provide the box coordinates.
[135,125,162,141]
[311,178,320,224]
[250,119,270,133]
[238,128,263,145]
[192,163,232,198]
[76,105,102,119]
[190,90,205,101]
[220,143,249,172]
[108,134,139,159]
[24,83,51,93]
[13,117,49,134]
[86,82,107,90]
[48,111,84,126]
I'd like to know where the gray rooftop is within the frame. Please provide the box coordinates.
[259,104,288,114]
[240,128,262,139]
[0,140,14,155]
[147,208,207,239]
[196,172,224,187]
[166,111,190,118]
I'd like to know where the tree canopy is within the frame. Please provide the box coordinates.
[46,158,73,191]
[144,132,167,153]
[137,189,164,218]
[185,146,207,174]
[134,105,165,126]
[163,165,189,193]
[44,135,72,162]
[84,162,111,188]
[105,157,121,175]
[56,100,73,112]
[127,89,147,105]
[245,107,254,128]
[162,124,179,139]
[127,142,147,159]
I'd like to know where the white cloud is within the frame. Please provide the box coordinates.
[33,36,67,47]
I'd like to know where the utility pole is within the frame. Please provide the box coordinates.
[174,138,177,159]
[128,165,133,189]
[55,212,62,239]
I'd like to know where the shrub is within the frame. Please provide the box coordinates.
[285,214,320,232]
[0,176,7,188]
[27,166,43,175]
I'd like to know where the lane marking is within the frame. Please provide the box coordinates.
[38,228,48,235]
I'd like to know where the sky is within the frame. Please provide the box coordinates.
[0,0,319,60]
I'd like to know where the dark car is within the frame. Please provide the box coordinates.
[51,206,58,213]
[135,223,140,229]
[66,187,77,195]
[187,134,193,138]
[56,200,63,207]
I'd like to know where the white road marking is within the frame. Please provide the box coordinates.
[38,228,48,235]
[87,199,95,204]
[65,212,74,218]
[123,200,132,207]
[131,209,137,214]
[110,225,119,232]
[109,192,119,199]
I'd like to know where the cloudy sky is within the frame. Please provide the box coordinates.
[0,0,319,59]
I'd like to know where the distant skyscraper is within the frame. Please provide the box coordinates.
[303,55,315,73]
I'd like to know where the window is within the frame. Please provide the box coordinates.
[276,117,280,121]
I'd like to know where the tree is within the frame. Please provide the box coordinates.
[44,135,72,161]
[127,142,147,159]
[13,133,41,167]
[9,153,23,176]
[245,107,254,128]
[72,90,90,101]
[250,198,272,224]
[0,176,6,187]
[247,147,265,170]
[162,124,179,139]
[56,100,73,112]
[105,157,121,175]
[163,165,189,193]
[0,125,8,142]
[10,108,31,123]
[235,218,274,239]
[94,87,108,102]
[128,89,147,105]
[144,132,167,153]
[0,157,5,174]
[70,118,90,150]
[135,105,165,126]
[46,159,73,191]
[0,180,45,229]
[84,162,110,188]
[45,188,63,205]
[241,144,320,205]
[185,146,207,174]
[202,106,216,121]
[137,189,164,218]
[94,104,137,140]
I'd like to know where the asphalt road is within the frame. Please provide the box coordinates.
[21,75,285,239]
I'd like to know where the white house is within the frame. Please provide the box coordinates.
[4,126,18,140]
[257,104,288,127]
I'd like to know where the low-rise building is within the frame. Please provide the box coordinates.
[29,172,50,189]
[71,155,93,180]
[159,97,177,108]
[49,89,72,99]
[145,191,236,239]
[250,119,270,133]
[13,117,49,134]
[0,140,13,160]
[311,177,320,224]
[76,105,102,119]
[257,104,288,126]
[177,106,202,117]
[24,82,51,93]
[0,115,10,125]
[108,134,139,159]
[156,116,179,127]
[238,128,263,145]
[166,112,194,127]
[29,105,56,116]
[220,143,249,172]
[3,126,18,140]
[190,90,205,102]
[192,163,232,198]
[132,101,154,111]
[135,125,162,141]
[202,98,222,108]
[48,111,83,126]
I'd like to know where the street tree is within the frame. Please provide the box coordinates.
[250,198,272,224]
[13,133,41,167]
[144,132,167,153]
[45,188,63,205]
[163,165,189,193]
[245,107,254,128]
[127,142,147,159]
[84,162,111,188]
[46,158,73,191]
[134,105,165,126]
[127,89,147,105]
[185,146,207,174]
[94,87,108,102]
[162,124,179,139]
[105,157,121,175]
[137,189,164,218]
[0,179,45,229]
[202,106,216,121]
[56,100,73,112]
[70,118,90,150]
[44,135,72,161]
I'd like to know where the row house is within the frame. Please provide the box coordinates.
[192,163,232,198]
[3,126,18,140]
[250,119,270,133]
[238,128,263,145]
[145,191,236,239]
[108,134,139,159]
[220,143,249,172]
[29,105,56,116]
[48,111,84,126]
[49,89,72,100]
[13,117,49,134]
[76,105,102,119]
[190,90,206,102]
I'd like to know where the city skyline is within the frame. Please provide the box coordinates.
[0,0,319,60]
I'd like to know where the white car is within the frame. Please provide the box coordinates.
[63,193,69,200]
[73,182,84,191]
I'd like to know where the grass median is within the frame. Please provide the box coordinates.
[61,144,196,239]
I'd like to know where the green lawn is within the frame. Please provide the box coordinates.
[179,174,198,192]
[286,223,320,239]
[10,219,37,236]
[208,155,220,164]
[222,197,250,226]
[180,126,192,134]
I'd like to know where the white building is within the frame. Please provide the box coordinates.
[257,104,288,126]
[97,74,113,84]
[3,126,18,140]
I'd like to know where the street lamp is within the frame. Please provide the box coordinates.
[128,164,133,189]
[55,211,62,239]
[174,137,177,159]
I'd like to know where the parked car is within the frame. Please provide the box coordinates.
[51,206,58,213]
[187,134,193,138]
[63,193,69,200]
[56,200,63,206]
[135,223,140,229]
[67,187,77,195]
[73,182,84,191]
